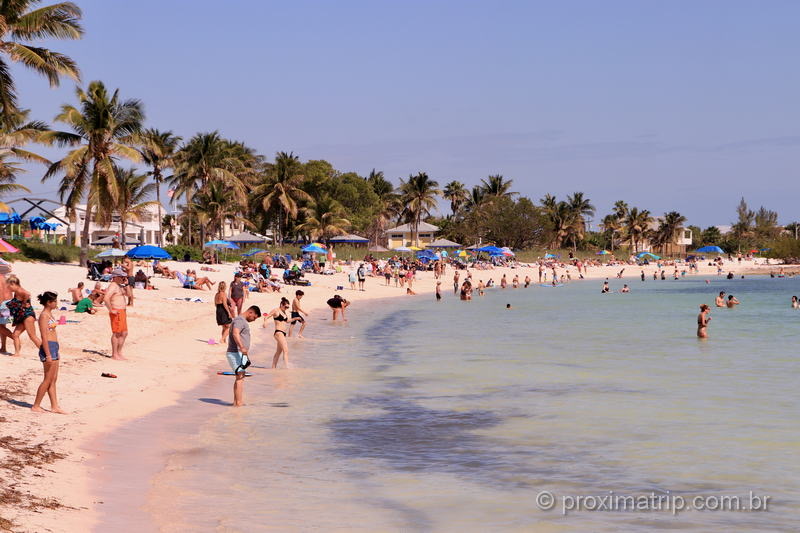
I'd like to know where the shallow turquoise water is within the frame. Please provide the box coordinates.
[114,275,800,532]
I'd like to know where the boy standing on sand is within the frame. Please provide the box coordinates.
[105,269,129,360]
[227,305,261,407]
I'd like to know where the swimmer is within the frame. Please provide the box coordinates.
[697,304,711,338]
[792,296,799,309]
[726,295,740,308]
[715,291,726,307]
[506,303,512,309]
[601,280,610,293]
[621,284,630,293]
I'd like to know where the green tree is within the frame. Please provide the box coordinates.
[254,151,311,244]
[443,180,468,216]
[297,194,351,242]
[600,214,622,251]
[0,0,83,125]
[653,211,687,256]
[624,207,653,253]
[754,206,780,240]
[731,197,754,249]
[99,167,156,245]
[480,174,516,199]
[136,128,181,246]
[565,191,595,250]
[701,226,722,245]
[41,81,144,266]
[0,109,49,210]
[398,172,440,246]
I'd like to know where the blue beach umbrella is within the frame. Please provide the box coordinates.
[637,252,661,260]
[695,245,725,254]
[302,244,327,254]
[477,245,504,254]
[205,239,239,249]
[544,253,558,259]
[242,248,268,257]
[126,245,172,260]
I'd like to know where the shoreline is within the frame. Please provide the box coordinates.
[0,258,787,531]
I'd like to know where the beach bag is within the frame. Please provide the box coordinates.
[236,353,251,374]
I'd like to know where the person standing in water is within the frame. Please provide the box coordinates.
[435,281,442,301]
[32,291,65,414]
[453,270,460,294]
[263,297,299,369]
[726,295,740,308]
[105,269,129,360]
[214,281,233,344]
[715,291,726,307]
[697,304,711,338]
[227,305,261,406]
[289,290,309,338]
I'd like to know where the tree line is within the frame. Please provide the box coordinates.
[1,2,798,266]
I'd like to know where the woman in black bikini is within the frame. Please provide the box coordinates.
[6,275,41,356]
[263,297,299,369]
[214,281,233,343]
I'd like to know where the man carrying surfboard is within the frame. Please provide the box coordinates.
[226,305,262,407]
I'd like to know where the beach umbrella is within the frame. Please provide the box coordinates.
[242,248,268,257]
[393,246,412,252]
[205,239,239,250]
[368,244,389,252]
[0,238,19,253]
[126,245,172,260]
[500,246,515,256]
[96,248,128,258]
[760,248,770,252]
[477,245,504,254]
[596,250,611,255]
[695,245,725,254]
[544,253,558,259]
[458,250,468,257]
[409,245,422,251]
[302,244,327,254]
[636,252,660,260]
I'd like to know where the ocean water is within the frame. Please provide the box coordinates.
[98,274,800,532]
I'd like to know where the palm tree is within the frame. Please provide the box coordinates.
[466,185,486,211]
[97,167,156,245]
[480,174,516,198]
[169,132,249,245]
[190,180,250,240]
[0,1,83,125]
[136,128,181,246]
[398,172,440,246]
[539,194,575,249]
[654,211,687,256]
[366,169,399,245]
[624,207,653,253]
[600,214,622,251]
[254,151,311,244]
[41,81,144,266]
[443,180,468,216]
[612,200,629,220]
[297,194,351,242]
[565,192,595,250]
[0,109,50,210]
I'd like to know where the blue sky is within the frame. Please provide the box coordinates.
[10,0,800,227]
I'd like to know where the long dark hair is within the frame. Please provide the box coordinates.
[280,297,290,307]
[37,291,58,306]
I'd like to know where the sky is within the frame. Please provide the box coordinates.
[9,0,800,228]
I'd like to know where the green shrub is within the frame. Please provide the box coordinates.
[764,237,800,262]
[4,240,82,263]
[164,245,204,262]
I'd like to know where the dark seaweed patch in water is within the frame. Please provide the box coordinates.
[328,396,502,475]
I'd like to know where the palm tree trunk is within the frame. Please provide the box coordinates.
[155,174,163,247]
[120,219,127,246]
[79,203,92,267]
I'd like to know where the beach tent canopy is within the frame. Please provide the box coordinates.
[428,238,461,248]
[0,238,19,253]
[91,235,141,246]
[329,233,369,244]
[543,253,558,259]
[368,244,389,252]
[392,246,412,252]
[126,245,172,260]
[96,248,128,258]
[695,245,725,254]
[416,249,438,259]
[477,245,504,254]
[301,244,327,254]
[227,231,270,244]
[204,239,239,250]
[0,211,22,224]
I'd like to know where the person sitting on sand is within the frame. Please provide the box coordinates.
[188,270,215,291]
[726,295,740,308]
[69,282,84,304]
[32,291,65,414]
[697,304,711,338]
[75,296,97,314]
[715,291,726,307]
[327,294,350,321]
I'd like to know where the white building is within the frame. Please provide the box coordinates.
[45,203,167,246]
